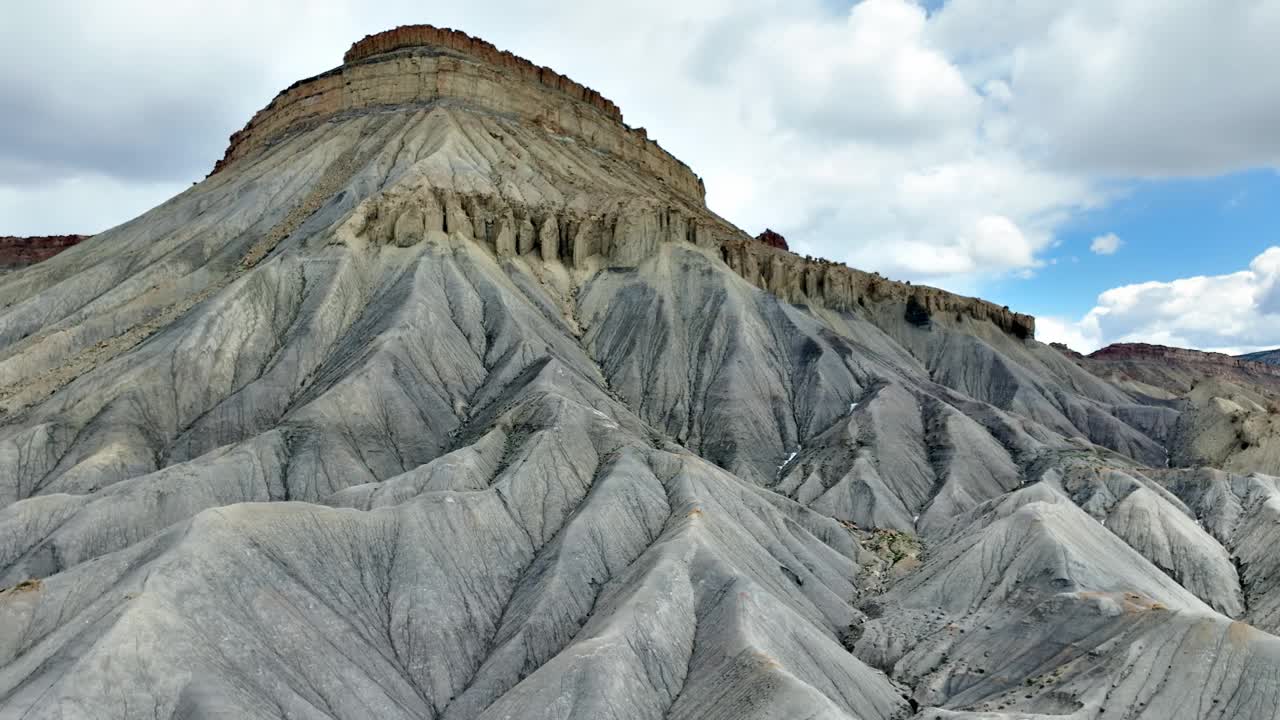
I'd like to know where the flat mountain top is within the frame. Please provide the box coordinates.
[0,234,87,270]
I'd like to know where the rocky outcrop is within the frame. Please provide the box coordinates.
[755,228,788,251]
[208,25,1036,344]
[210,25,705,205]
[1091,342,1280,379]
[0,235,86,269]
[349,185,1036,339]
[1049,341,1084,359]
[344,25,624,122]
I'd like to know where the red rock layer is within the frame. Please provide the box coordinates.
[344,25,624,123]
[1089,343,1280,377]
[0,235,87,269]
[204,26,1037,342]
[755,229,789,251]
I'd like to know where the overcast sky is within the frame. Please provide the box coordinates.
[2,0,1279,352]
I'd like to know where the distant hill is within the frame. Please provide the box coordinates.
[1240,348,1280,365]
[0,234,87,270]
[1053,342,1280,475]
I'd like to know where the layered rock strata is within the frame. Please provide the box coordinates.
[210,25,1035,342]
[211,25,704,204]
[1090,342,1280,378]
[0,235,87,270]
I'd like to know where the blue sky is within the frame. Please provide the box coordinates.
[990,170,1280,321]
[2,0,1278,353]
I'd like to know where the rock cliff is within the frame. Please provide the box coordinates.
[208,25,1035,343]
[1090,342,1280,377]
[343,25,625,121]
[717,236,1036,337]
[0,235,86,270]
[210,25,703,204]
[754,228,788,251]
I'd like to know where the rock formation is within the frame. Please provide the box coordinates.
[755,228,789,251]
[1091,342,1280,378]
[1057,341,1280,477]
[0,235,87,270]
[1240,348,1280,365]
[208,24,1033,344]
[1,25,1277,720]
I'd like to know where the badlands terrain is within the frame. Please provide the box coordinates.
[2,25,1280,720]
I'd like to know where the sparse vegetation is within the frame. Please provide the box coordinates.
[0,578,42,594]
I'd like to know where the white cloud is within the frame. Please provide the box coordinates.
[930,0,1280,177]
[0,174,187,236]
[1036,315,1102,353]
[1090,233,1123,255]
[742,0,982,144]
[1044,247,1280,354]
[671,0,1101,285]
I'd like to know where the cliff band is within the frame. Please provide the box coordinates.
[208,25,1033,340]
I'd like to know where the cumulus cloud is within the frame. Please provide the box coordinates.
[929,0,1280,177]
[672,0,1100,284]
[1035,316,1101,353]
[0,2,360,188]
[1038,247,1280,354]
[1090,233,1122,255]
[729,0,981,144]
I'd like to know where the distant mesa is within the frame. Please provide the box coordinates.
[342,25,623,121]
[1239,348,1280,366]
[1092,342,1245,364]
[0,235,88,270]
[1087,342,1280,377]
[755,228,789,251]
[204,23,1037,343]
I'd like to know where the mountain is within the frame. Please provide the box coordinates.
[3,25,1280,720]
[1240,348,1280,365]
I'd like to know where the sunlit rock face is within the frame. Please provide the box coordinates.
[1,24,1277,720]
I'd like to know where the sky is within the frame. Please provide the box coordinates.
[2,0,1278,354]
